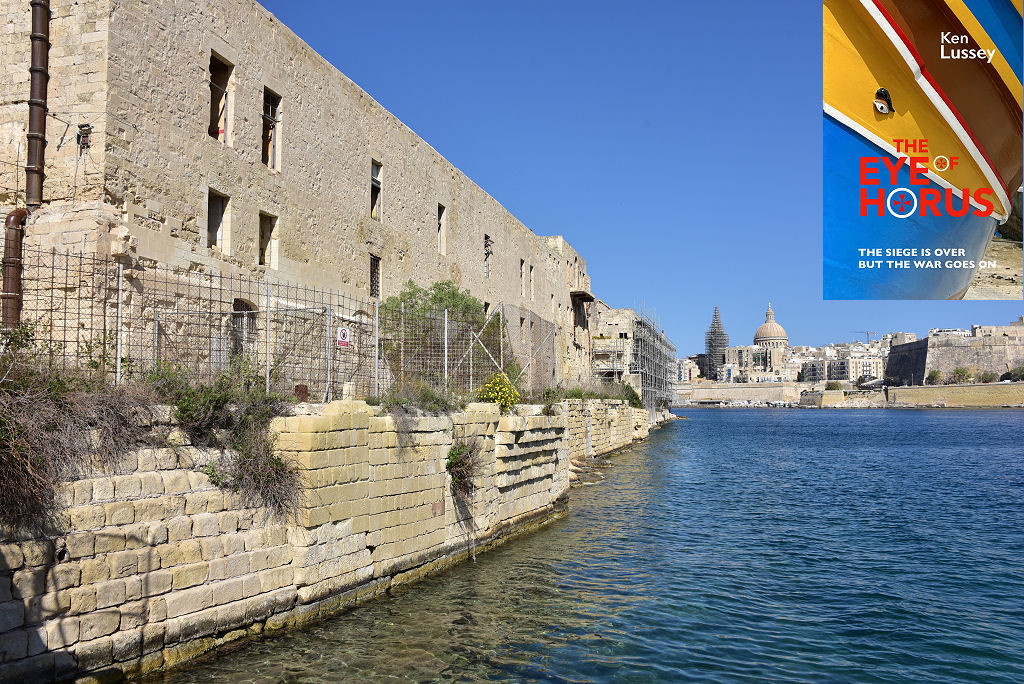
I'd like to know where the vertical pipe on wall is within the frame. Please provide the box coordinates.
[25,0,50,209]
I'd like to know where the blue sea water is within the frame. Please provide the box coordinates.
[156,409,1024,683]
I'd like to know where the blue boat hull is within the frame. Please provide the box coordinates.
[823,113,998,300]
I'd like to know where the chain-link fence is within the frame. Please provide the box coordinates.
[4,242,558,400]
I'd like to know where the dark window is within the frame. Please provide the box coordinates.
[209,54,232,141]
[437,203,446,254]
[520,259,525,297]
[483,234,492,278]
[369,254,380,298]
[262,88,281,169]
[370,160,382,219]
[230,299,256,356]
[258,212,276,266]
[207,189,228,248]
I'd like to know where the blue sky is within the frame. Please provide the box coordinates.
[259,0,1022,355]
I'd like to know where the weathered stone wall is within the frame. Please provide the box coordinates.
[563,399,641,460]
[886,334,1024,386]
[687,383,803,404]
[0,0,594,384]
[887,383,1024,407]
[0,399,576,681]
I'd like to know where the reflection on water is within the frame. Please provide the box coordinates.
[152,409,1024,683]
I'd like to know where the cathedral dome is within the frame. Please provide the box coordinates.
[753,304,788,348]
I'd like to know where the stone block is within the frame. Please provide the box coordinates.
[79,559,108,586]
[141,569,172,598]
[46,564,81,593]
[113,475,142,500]
[0,628,27,660]
[66,586,95,616]
[112,627,143,662]
[139,472,164,497]
[21,541,53,567]
[94,580,126,609]
[166,516,193,541]
[45,616,80,649]
[92,478,114,501]
[12,568,47,599]
[75,634,113,671]
[65,532,94,560]
[107,550,138,578]
[79,608,120,641]
[94,530,126,554]
[192,513,220,537]
[171,562,209,590]
[24,591,71,624]
[70,505,105,530]
[133,499,167,523]
[162,471,190,494]
[164,585,213,619]
[0,545,24,572]
[178,540,203,564]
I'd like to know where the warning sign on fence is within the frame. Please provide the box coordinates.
[336,327,350,348]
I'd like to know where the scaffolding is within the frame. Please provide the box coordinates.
[704,306,729,381]
[629,307,677,411]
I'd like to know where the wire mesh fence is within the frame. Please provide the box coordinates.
[4,241,559,401]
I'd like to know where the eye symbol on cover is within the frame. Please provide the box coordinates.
[873,87,894,114]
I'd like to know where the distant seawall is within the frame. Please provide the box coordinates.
[887,383,1024,407]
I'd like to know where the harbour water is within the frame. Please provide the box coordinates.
[154,409,1024,683]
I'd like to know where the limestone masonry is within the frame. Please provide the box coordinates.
[0,398,658,680]
[0,0,597,384]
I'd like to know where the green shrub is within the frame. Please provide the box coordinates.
[382,380,453,413]
[1009,366,1024,382]
[949,367,972,384]
[446,439,481,500]
[825,381,842,391]
[978,371,999,383]
[621,383,643,409]
[926,369,943,385]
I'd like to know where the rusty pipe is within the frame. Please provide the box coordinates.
[2,209,28,328]
[25,0,50,209]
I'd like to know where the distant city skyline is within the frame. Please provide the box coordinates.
[258,0,1022,356]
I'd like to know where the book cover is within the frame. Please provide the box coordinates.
[823,0,1023,299]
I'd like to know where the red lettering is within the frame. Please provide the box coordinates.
[859,157,880,185]
[881,156,906,185]
[860,188,885,216]
[972,188,995,217]
[908,157,929,185]
[944,188,971,217]
[919,188,942,216]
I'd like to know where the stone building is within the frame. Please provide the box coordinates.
[0,0,594,384]
[753,304,788,348]
[591,299,677,409]
[886,317,1024,385]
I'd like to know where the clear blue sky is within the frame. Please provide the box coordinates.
[259,0,1023,355]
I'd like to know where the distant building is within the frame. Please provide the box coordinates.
[886,318,1024,385]
[591,300,677,409]
[753,304,789,348]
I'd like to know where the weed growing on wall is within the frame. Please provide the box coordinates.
[446,438,481,500]
[0,324,154,532]
[534,381,642,408]
[477,372,519,413]
[382,380,454,414]
[146,359,301,518]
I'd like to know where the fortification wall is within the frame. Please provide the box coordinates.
[0,399,576,681]
[887,383,1024,407]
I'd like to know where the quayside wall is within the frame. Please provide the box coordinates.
[886,383,1024,407]
[0,399,658,681]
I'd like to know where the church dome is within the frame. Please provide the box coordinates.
[753,304,788,348]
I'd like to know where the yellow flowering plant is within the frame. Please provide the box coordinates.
[477,372,519,413]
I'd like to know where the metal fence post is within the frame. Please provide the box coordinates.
[400,301,405,386]
[264,281,271,394]
[153,310,159,369]
[114,263,123,385]
[443,308,448,387]
[374,300,379,396]
[325,306,333,402]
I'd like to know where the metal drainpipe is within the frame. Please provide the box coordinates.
[26,0,50,209]
[2,0,50,329]
[2,209,28,328]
